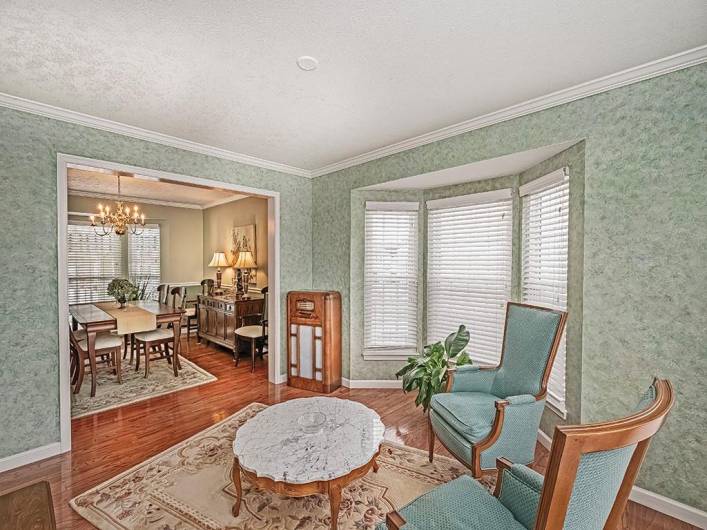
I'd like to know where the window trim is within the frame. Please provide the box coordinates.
[362,200,421,359]
[520,167,569,418]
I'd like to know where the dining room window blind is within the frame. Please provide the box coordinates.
[363,201,419,356]
[520,168,569,416]
[128,225,161,300]
[67,223,124,304]
[426,189,513,365]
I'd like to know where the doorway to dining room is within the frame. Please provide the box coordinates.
[56,154,282,453]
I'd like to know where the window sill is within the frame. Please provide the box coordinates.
[362,350,418,361]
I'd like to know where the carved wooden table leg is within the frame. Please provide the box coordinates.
[232,457,242,517]
[328,483,342,530]
[173,318,183,371]
[87,331,98,397]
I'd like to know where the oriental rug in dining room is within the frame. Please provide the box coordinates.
[70,402,493,529]
[71,356,217,419]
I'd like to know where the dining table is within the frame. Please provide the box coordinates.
[69,300,184,397]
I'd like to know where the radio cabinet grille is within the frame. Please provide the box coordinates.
[287,291,341,393]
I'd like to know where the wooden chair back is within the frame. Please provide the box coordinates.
[170,286,187,310]
[200,279,214,295]
[532,378,675,529]
[261,287,269,338]
[156,283,170,304]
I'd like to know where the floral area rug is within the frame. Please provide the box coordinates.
[70,402,493,529]
[71,355,217,419]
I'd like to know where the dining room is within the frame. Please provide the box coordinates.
[63,160,276,420]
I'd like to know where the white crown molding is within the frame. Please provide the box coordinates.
[1,46,704,180]
[0,92,311,178]
[311,45,707,177]
[202,194,248,209]
[68,189,203,210]
[536,428,706,527]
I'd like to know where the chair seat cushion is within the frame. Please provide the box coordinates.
[376,475,526,530]
[134,328,174,342]
[235,325,267,339]
[430,392,500,442]
[78,332,123,351]
[184,307,196,317]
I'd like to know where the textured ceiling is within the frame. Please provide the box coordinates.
[1,1,706,170]
[68,166,245,208]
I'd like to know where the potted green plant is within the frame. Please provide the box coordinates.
[395,325,472,413]
[107,278,138,308]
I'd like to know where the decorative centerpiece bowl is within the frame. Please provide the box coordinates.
[298,411,326,434]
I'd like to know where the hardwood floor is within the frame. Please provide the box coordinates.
[0,341,694,529]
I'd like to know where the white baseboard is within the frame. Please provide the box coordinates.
[341,377,403,389]
[536,429,706,527]
[536,428,553,449]
[630,487,707,528]
[0,442,62,474]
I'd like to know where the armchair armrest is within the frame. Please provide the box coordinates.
[504,394,537,405]
[493,458,544,529]
[385,510,406,530]
[447,364,498,393]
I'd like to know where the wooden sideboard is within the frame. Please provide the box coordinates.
[197,292,264,359]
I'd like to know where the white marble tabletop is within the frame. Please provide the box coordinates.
[233,397,385,484]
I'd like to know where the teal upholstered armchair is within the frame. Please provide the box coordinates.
[429,302,567,477]
[380,378,675,530]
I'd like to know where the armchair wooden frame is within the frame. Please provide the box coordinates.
[428,302,568,477]
[391,378,674,530]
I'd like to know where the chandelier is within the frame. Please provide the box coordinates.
[90,175,146,236]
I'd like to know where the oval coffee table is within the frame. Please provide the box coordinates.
[232,397,385,529]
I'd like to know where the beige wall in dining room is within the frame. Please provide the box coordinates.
[202,196,269,289]
[67,194,204,285]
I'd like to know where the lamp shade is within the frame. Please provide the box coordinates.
[208,251,230,268]
[233,250,256,269]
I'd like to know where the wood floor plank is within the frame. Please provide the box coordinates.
[0,341,695,529]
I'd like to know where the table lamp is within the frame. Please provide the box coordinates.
[208,251,230,289]
[233,249,257,294]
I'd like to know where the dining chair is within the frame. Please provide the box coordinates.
[200,278,214,296]
[428,302,567,477]
[156,283,170,305]
[133,286,184,377]
[235,287,268,372]
[183,289,199,351]
[380,378,675,530]
[69,326,124,395]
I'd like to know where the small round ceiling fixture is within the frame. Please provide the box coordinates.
[296,56,319,71]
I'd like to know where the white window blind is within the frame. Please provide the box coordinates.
[521,168,569,416]
[364,202,419,355]
[427,189,513,365]
[128,225,161,299]
[67,223,124,304]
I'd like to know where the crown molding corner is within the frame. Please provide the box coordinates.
[0,92,313,178]
[310,45,707,178]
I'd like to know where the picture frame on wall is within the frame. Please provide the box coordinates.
[231,224,257,286]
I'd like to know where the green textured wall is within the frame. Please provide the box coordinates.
[313,65,707,509]
[0,106,313,459]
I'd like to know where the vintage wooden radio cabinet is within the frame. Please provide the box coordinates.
[287,290,341,393]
